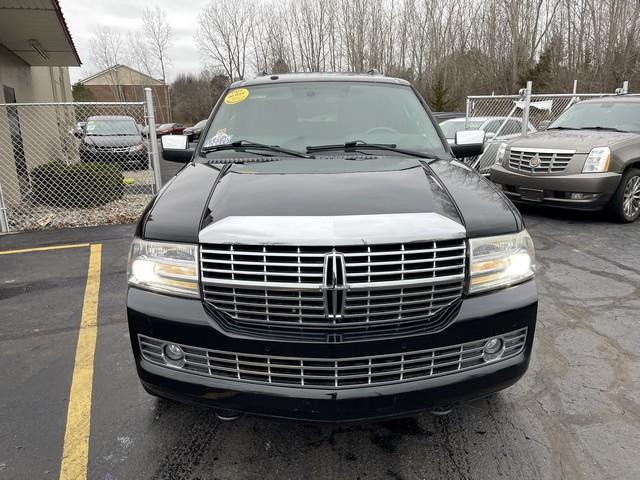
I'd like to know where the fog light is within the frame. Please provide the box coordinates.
[483,337,504,360]
[163,343,184,363]
[570,193,597,200]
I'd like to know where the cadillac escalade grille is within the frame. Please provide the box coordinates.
[508,147,575,174]
[138,328,527,389]
[199,240,466,341]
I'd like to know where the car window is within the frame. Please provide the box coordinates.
[502,120,522,135]
[550,101,640,133]
[203,82,448,155]
[85,119,139,136]
[439,120,484,138]
[483,120,502,134]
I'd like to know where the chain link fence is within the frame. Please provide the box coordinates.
[459,81,632,174]
[0,92,161,232]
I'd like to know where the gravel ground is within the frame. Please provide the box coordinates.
[5,169,155,231]
[6,194,153,231]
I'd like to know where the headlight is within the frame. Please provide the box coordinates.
[495,142,508,164]
[127,238,199,298]
[469,230,535,294]
[129,143,146,152]
[582,147,610,173]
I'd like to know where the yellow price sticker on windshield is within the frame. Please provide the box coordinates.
[224,88,249,105]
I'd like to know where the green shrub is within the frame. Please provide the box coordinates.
[31,161,124,208]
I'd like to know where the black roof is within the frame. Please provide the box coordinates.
[230,72,411,88]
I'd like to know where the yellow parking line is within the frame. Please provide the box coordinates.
[59,243,102,480]
[0,243,90,255]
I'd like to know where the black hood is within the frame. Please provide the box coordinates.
[206,157,461,226]
[142,157,521,243]
[83,134,143,147]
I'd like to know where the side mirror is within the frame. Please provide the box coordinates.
[538,120,551,131]
[451,129,485,158]
[73,129,84,138]
[484,132,496,140]
[161,135,194,163]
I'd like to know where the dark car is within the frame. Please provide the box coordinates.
[156,123,185,136]
[79,115,148,170]
[491,96,640,222]
[127,73,537,422]
[183,119,208,142]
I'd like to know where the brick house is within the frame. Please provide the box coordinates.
[80,64,171,123]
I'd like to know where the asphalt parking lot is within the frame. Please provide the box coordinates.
[1,208,639,480]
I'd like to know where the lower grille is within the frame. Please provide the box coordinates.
[138,328,527,389]
[508,147,574,174]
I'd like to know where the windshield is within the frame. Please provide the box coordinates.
[201,82,447,155]
[550,101,640,133]
[439,120,484,138]
[86,119,139,136]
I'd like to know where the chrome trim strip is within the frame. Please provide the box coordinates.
[510,147,576,154]
[198,213,466,246]
[200,273,465,290]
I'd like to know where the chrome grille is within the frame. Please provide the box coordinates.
[200,240,466,340]
[508,147,574,173]
[138,328,527,389]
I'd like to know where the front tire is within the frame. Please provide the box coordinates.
[607,168,640,223]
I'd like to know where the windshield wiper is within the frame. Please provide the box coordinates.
[578,126,626,133]
[201,140,313,158]
[307,141,442,161]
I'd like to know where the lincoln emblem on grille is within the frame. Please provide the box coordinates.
[322,251,347,322]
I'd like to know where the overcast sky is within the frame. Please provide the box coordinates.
[58,0,210,83]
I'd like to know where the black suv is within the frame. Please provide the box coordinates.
[127,73,537,422]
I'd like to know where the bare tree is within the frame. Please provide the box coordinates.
[196,0,255,81]
[188,0,640,109]
[90,26,126,101]
[126,33,156,77]
[142,6,172,83]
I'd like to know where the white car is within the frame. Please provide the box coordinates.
[440,116,536,144]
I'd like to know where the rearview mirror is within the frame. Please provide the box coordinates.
[450,129,485,158]
[161,135,193,163]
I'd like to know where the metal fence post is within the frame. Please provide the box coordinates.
[0,183,9,233]
[521,81,533,136]
[144,87,163,193]
[465,97,471,129]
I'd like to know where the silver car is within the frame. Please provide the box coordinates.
[490,96,640,222]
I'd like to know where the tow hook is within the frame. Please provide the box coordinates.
[214,408,242,421]
[429,405,453,416]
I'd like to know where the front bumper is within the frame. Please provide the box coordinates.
[490,165,621,210]
[127,281,537,422]
[80,149,147,168]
